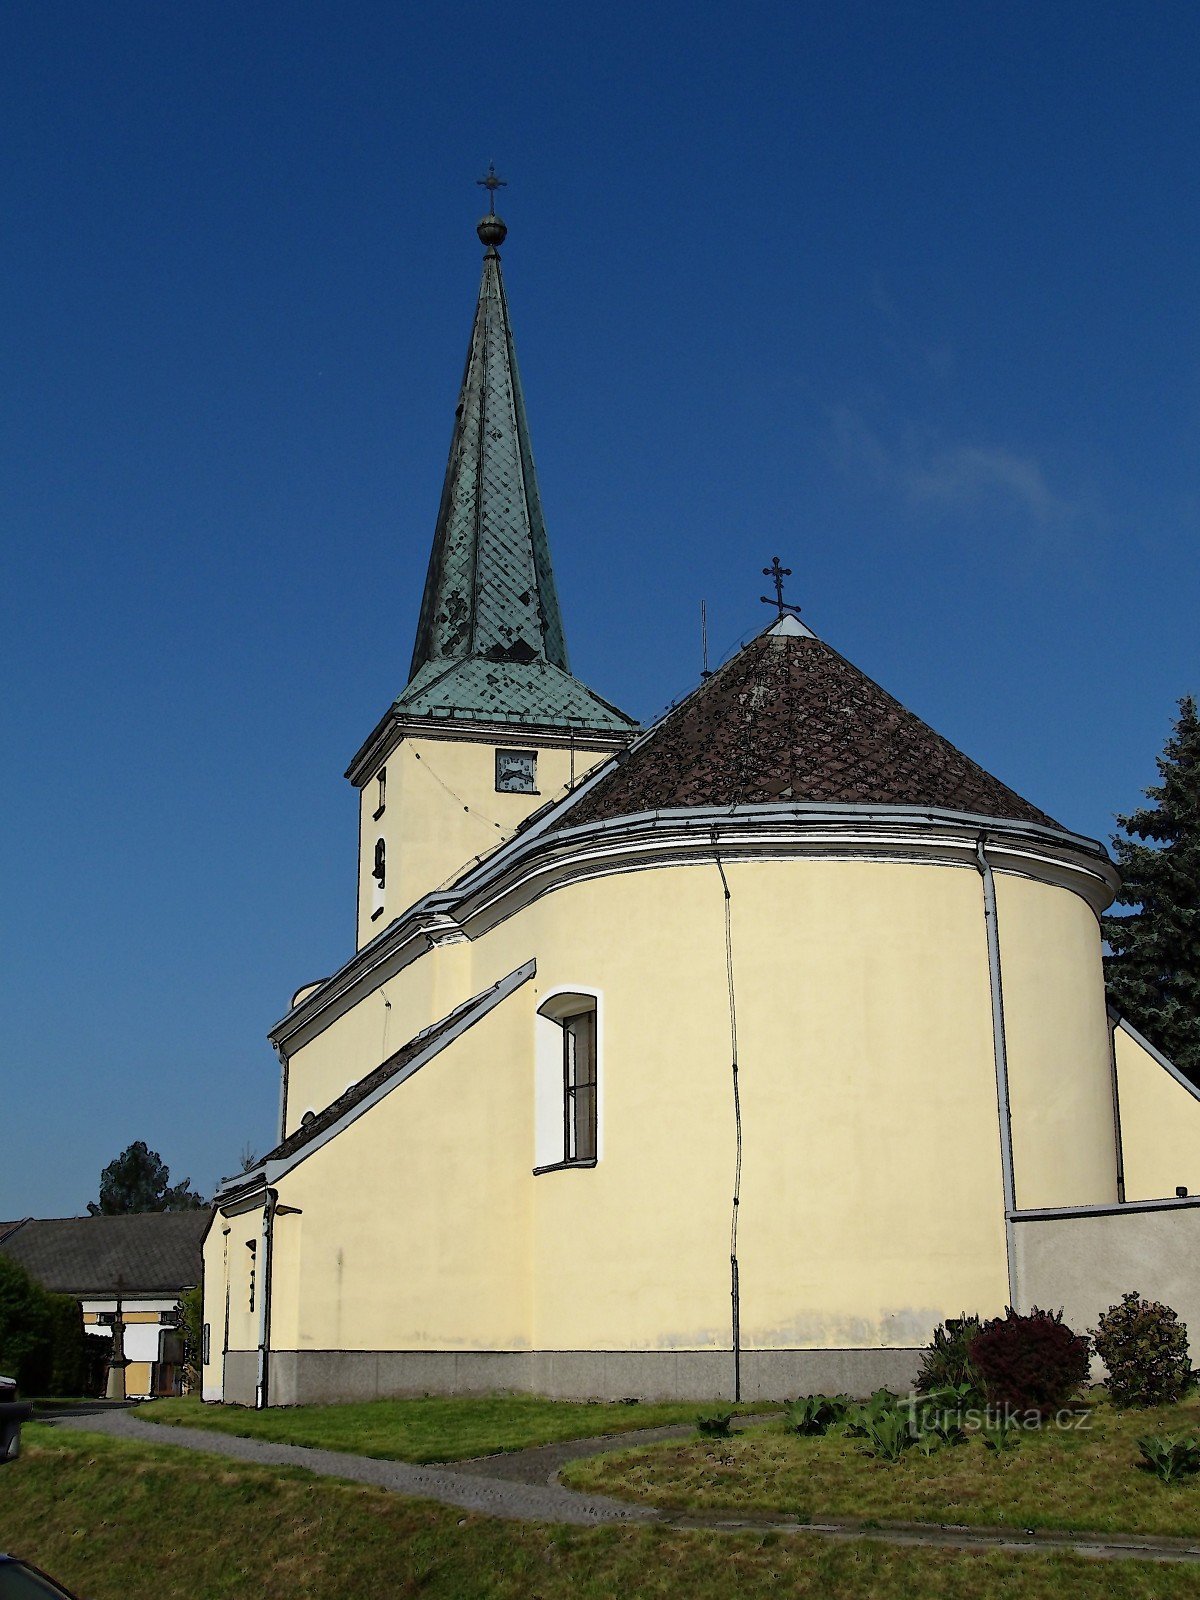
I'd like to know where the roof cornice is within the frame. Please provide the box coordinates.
[447,803,1118,932]
[269,798,1117,1054]
[345,704,632,788]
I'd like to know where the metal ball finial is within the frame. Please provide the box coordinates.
[477,212,508,248]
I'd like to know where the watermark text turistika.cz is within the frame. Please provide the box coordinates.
[904,1399,1092,1434]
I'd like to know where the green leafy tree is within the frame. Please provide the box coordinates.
[87,1140,207,1215]
[1104,696,1200,1085]
[177,1284,205,1393]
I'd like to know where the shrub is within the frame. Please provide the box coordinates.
[81,1332,108,1398]
[981,1416,1022,1453]
[847,1402,915,1462]
[1137,1436,1200,1483]
[1093,1292,1192,1408]
[695,1410,733,1437]
[0,1260,96,1398]
[785,1394,850,1436]
[916,1315,984,1400]
[0,1257,52,1394]
[46,1295,87,1397]
[911,1389,970,1447]
[841,1388,899,1434]
[968,1306,1090,1418]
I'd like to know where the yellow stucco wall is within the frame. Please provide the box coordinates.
[994,873,1117,1210]
[286,983,419,1135]
[521,859,1012,1351]
[202,1208,263,1363]
[1114,1023,1200,1201]
[282,923,475,1132]
[355,734,612,947]
[272,996,533,1353]
[254,854,1056,1361]
[201,1224,227,1396]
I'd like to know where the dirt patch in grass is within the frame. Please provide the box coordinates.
[3,1427,1200,1600]
[139,1393,762,1462]
[562,1393,1200,1538]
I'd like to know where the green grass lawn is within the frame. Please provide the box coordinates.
[562,1393,1200,1538]
[5,1425,1200,1600]
[139,1392,764,1463]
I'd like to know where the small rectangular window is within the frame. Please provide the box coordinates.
[201,1322,211,1365]
[373,767,387,820]
[246,1239,257,1314]
[370,837,386,920]
[562,1011,597,1162]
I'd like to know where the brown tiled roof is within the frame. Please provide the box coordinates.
[0,1213,208,1298]
[558,627,1058,831]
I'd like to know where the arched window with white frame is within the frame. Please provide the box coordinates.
[534,989,601,1174]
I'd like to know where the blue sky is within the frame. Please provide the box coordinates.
[3,1,1197,1216]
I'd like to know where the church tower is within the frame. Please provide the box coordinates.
[346,181,636,944]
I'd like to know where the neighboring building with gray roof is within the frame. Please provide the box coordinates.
[0,1214,208,1398]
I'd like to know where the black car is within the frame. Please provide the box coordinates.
[0,1556,83,1598]
[0,1376,32,1465]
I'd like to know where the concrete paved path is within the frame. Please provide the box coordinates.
[48,1408,1200,1563]
[51,1409,654,1527]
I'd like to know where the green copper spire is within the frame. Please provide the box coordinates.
[399,188,634,735]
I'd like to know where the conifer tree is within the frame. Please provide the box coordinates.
[87,1141,206,1215]
[1103,696,1200,1084]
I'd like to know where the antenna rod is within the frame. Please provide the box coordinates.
[701,601,712,680]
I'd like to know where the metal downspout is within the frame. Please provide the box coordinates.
[1107,1013,1126,1204]
[220,1226,231,1402]
[255,1189,278,1409]
[275,1045,289,1147]
[713,831,743,1402]
[975,837,1019,1306]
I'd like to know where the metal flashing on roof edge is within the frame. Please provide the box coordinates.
[223,959,536,1198]
[1109,1012,1200,1104]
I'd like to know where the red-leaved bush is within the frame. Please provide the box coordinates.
[968,1307,1091,1417]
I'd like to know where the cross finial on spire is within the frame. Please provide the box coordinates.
[476,165,509,252]
[760,556,802,620]
[477,162,507,214]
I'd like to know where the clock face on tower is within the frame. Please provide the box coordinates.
[495,748,538,794]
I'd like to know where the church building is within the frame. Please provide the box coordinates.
[202,190,1200,1408]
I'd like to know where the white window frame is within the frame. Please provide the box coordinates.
[534,987,602,1173]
